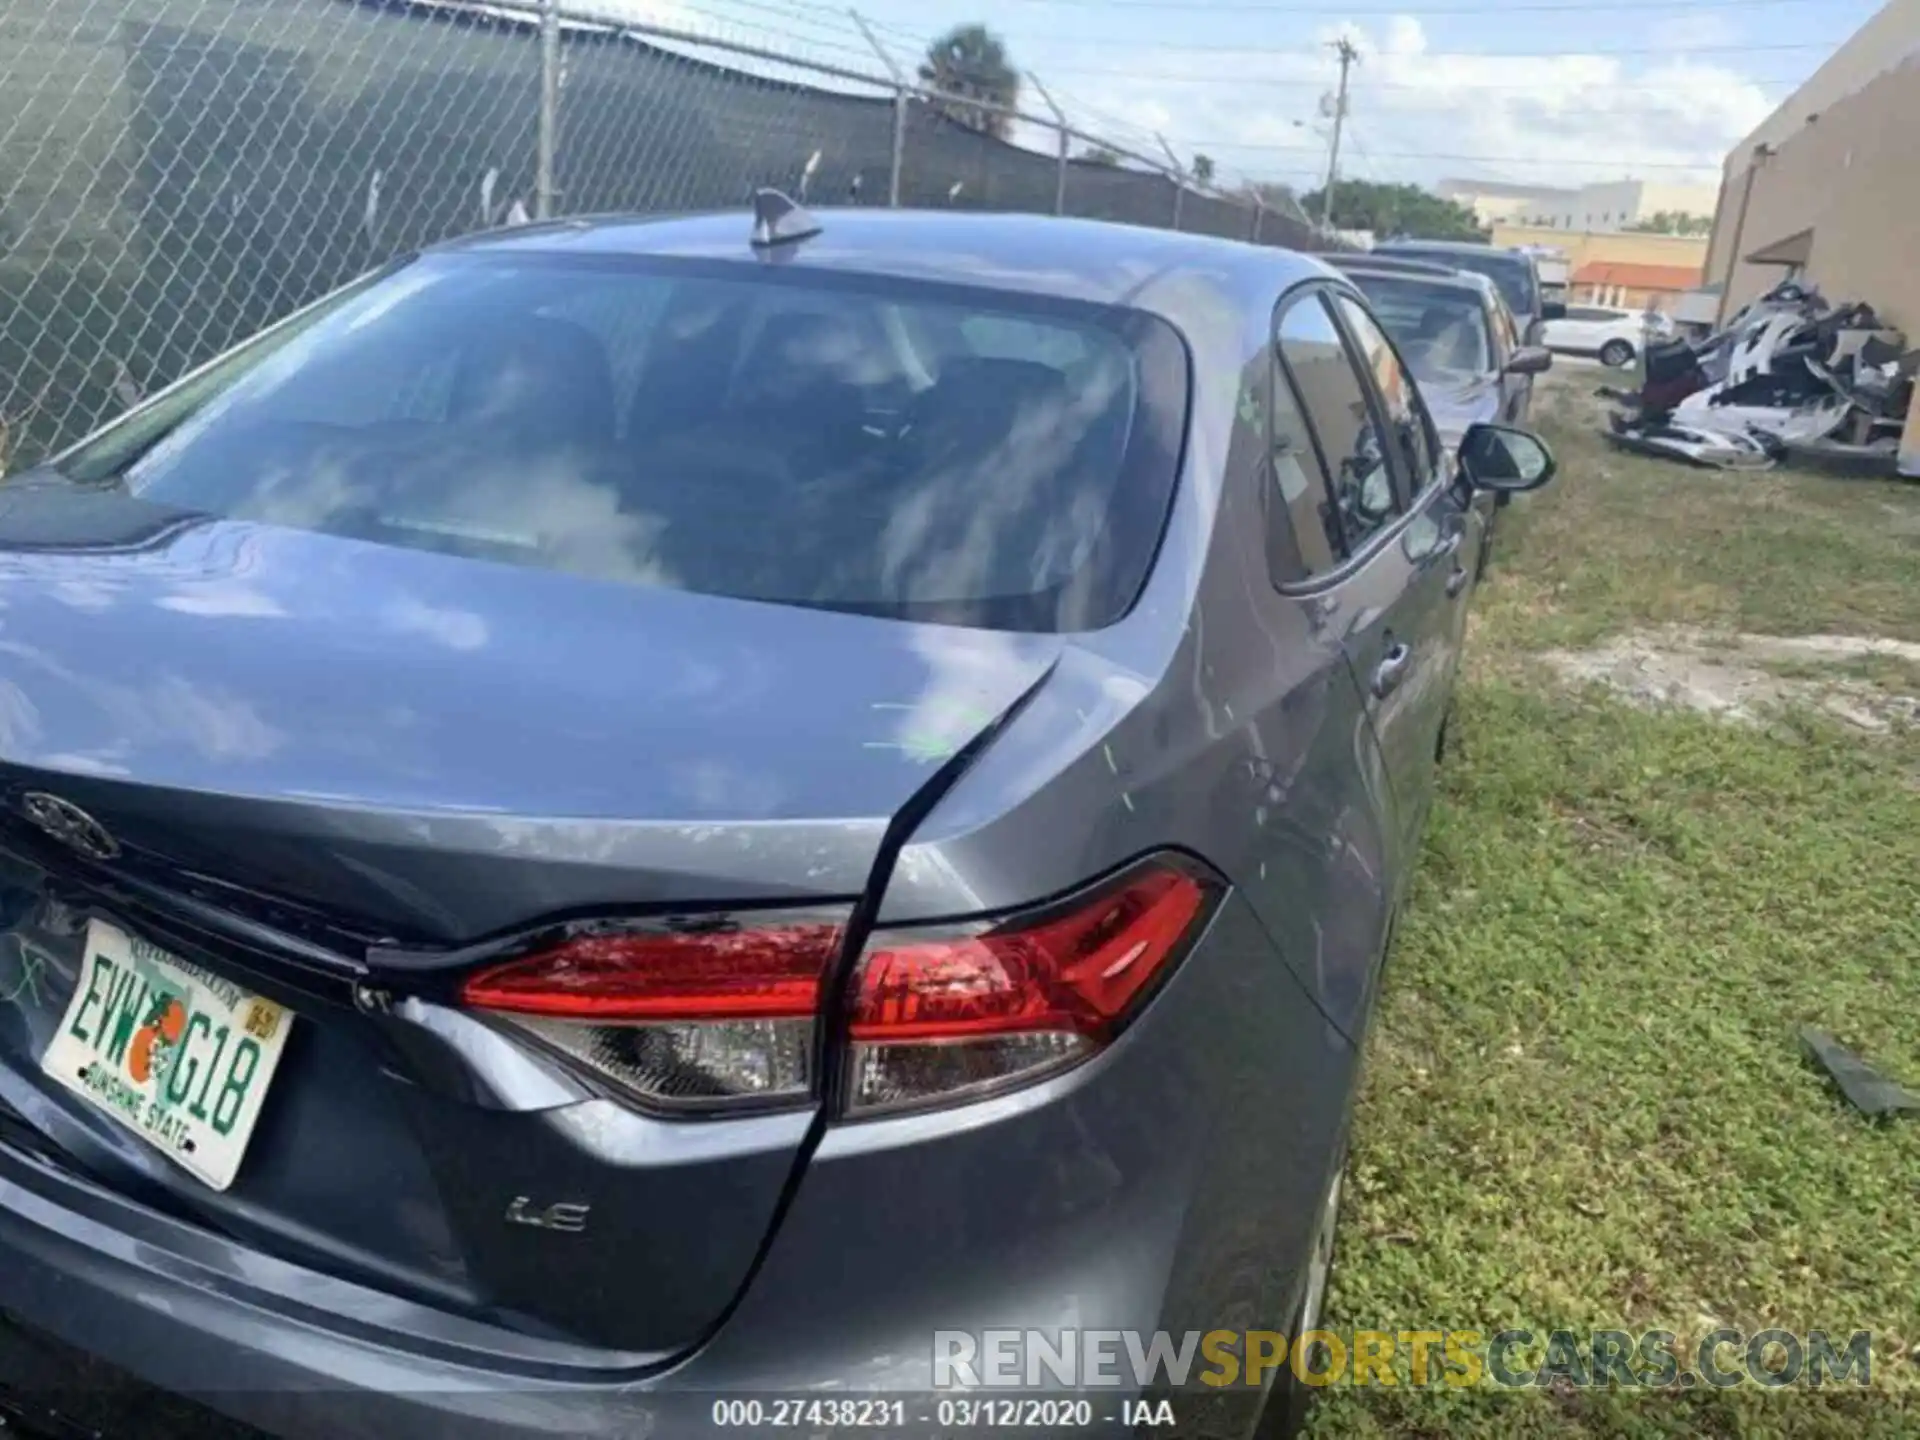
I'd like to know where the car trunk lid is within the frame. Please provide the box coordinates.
[0,485,1058,1352]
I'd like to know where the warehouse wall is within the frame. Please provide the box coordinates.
[1722,0,1920,181]
[1709,51,1920,331]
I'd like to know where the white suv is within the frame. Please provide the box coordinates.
[1541,305,1674,367]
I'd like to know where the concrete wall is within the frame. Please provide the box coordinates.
[1706,51,1920,329]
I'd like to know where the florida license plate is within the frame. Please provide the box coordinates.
[40,919,292,1191]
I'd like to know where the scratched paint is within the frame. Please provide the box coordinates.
[0,940,49,1010]
[866,699,1002,764]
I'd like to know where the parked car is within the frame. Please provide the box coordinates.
[0,199,1553,1440]
[1541,303,1675,367]
[1330,259,1551,448]
[1333,259,1552,582]
[1371,238,1567,345]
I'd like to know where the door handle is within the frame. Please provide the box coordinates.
[1371,643,1412,698]
[1446,564,1470,598]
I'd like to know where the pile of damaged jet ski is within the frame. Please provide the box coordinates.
[1600,279,1915,475]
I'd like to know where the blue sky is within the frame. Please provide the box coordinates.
[620,0,1882,195]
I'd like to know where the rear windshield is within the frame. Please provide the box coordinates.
[1382,246,1536,319]
[1346,275,1493,385]
[58,253,1189,633]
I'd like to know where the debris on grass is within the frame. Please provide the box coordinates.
[1539,628,1920,732]
[1800,1027,1920,1119]
[1600,278,1913,475]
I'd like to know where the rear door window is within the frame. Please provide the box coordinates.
[1333,295,1441,499]
[57,255,1191,634]
[1275,294,1400,555]
[1264,345,1341,580]
[1490,294,1519,360]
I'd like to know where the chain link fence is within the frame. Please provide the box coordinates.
[0,0,1321,469]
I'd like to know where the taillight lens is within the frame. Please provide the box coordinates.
[455,859,1217,1119]
[844,861,1217,1115]
[460,921,843,1111]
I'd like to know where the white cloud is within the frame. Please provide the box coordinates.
[1040,14,1778,193]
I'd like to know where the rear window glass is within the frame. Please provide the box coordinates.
[1346,275,1493,385]
[1382,246,1536,318]
[59,254,1189,633]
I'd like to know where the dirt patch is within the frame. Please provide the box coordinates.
[1540,628,1920,732]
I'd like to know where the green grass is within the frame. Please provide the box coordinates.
[1309,383,1920,1437]
[1466,387,1920,651]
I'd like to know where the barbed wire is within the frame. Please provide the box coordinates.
[0,0,1315,471]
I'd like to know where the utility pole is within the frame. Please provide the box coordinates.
[1321,37,1358,230]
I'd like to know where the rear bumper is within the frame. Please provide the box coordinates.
[0,894,1356,1439]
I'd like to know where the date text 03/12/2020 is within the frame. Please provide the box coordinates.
[708,1398,1174,1429]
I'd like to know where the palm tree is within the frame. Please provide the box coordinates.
[919,24,1020,139]
[1191,154,1216,186]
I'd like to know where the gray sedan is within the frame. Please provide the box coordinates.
[0,202,1553,1439]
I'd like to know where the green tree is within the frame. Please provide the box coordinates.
[1078,144,1123,166]
[918,24,1020,139]
[1298,179,1487,240]
[1191,153,1216,186]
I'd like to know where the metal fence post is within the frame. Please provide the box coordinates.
[1027,73,1068,216]
[535,0,559,218]
[888,92,906,206]
[1155,134,1183,230]
[1251,195,1264,243]
[5,1,1311,471]
[851,12,905,206]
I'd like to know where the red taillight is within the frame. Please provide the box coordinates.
[844,862,1215,1115]
[460,922,842,1110]
[456,860,1217,1118]
[849,868,1208,1042]
[461,925,841,1021]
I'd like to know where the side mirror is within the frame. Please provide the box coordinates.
[1504,346,1553,376]
[1541,301,1568,321]
[1458,423,1556,494]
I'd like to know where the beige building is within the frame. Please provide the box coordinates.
[1489,224,1707,311]
[1491,225,1708,273]
[1444,177,1714,234]
[1700,0,1920,472]
[1436,178,1574,228]
[1513,179,1718,234]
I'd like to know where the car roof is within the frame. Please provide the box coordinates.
[1339,264,1491,297]
[1376,239,1531,262]
[1344,262,1502,305]
[435,207,1337,329]
[1322,253,1459,278]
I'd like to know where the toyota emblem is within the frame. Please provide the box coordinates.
[19,792,121,862]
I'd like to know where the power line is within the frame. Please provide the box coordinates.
[997,0,1837,10]
[948,35,1839,58]
[1180,141,1726,170]
[850,7,1837,59]
[1027,61,1809,84]
[855,13,1810,86]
